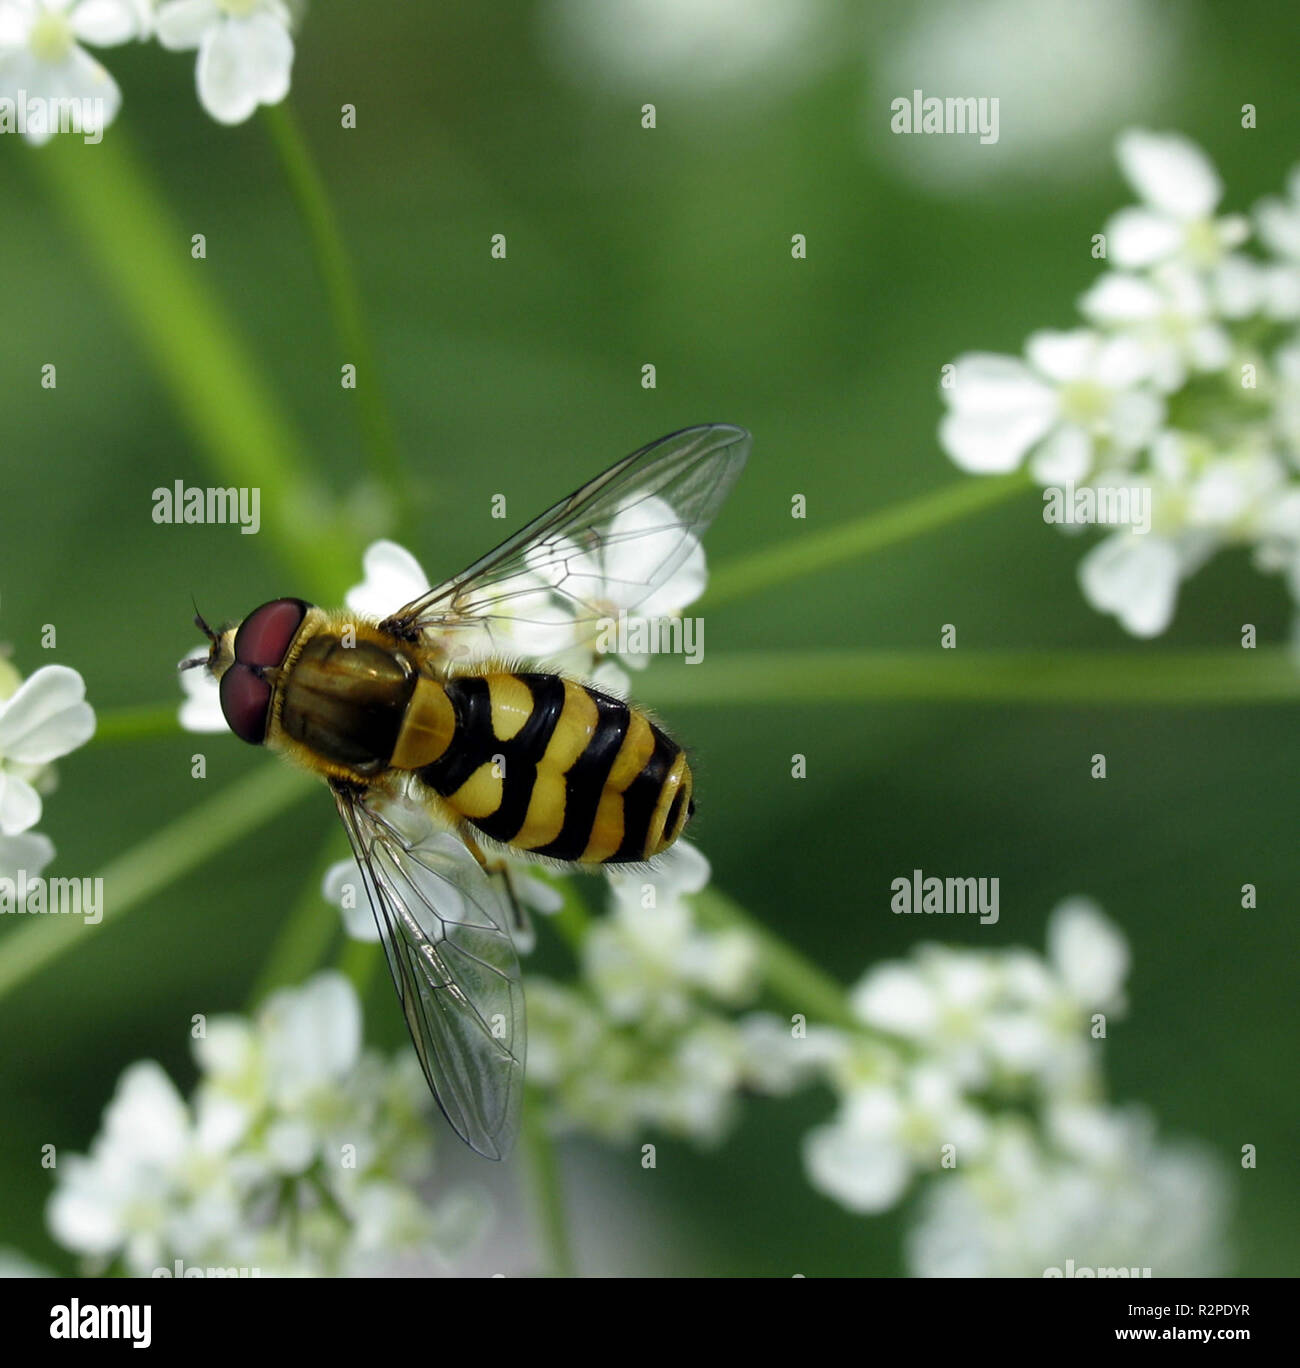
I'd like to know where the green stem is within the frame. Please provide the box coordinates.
[263,103,409,528]
[336,938,382,999]
[693,886,857,1032]
[0,765,314,1001]
[641,648,1300,706]
[88,704,183,746]
[247,827,347,1007]
[33,128,355,601]
[93,646,1300,758]
[700,470,1033,610]
[519,1089,576,1277]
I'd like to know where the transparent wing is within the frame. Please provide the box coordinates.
[381,424,750,652]
[331,783,525,1160]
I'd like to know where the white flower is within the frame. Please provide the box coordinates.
[0,0,146,145]
[177,643,225,732]
[346,538,581,665]
[0,828,54,881]
[155,0,293,126]
[592,843,755,1025]
[1271,339,1300,465]
[1077,531,1184,637]
[1255,165,1300,262]
[538,494,708,669]
[1080,262,1232,391]
[1105,130,1248,270]
[905,1110,1229,1277]
[940,331,1162,481]
[851,948,1001,1088]
[803,1063,988,1214]
[48,974,467,1277]
[46,1060,195,1271]
[344,538,428,620]
[0,664,94,835]
[736,1011,846,1095]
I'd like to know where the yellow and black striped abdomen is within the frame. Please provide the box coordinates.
[409,672,693,864]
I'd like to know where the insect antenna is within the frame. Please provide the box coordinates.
[192,596,218,643]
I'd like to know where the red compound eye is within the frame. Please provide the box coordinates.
[233,598,310,668]
[220,663,273,745]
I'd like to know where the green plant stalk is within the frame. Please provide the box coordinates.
[248,827,348,1007]
[33,130,355,601]
[700,470,1033,609]
[693,886,858,1031]
[520,1088,576,1277]
[262,103,410,527]
[88,704,184,746]
[0,764,314,1001]
[640,647,1300,706]
[91,644,1300,753]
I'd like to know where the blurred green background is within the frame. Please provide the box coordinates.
[2,0,1298,1275]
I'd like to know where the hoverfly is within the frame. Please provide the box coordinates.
[181,425,749,1159]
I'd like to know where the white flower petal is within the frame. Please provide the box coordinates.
[155,0,218,49]
[102,1060,191,1167]
[0,665,95,763]
[1029,425,1092,485]
[851,962,936,1038]
[0,829,55,879]
[1105,206,1184,268]
[1078,532,1182,637]
[1257,195,1300,260]
[1048,898,1130,1007]
[944,353,1054,415]
[195,13,292,125]
[1107,389,1163,451]
[1117,129,1222,219]
[0,772,42,836]
[71,0,142,45]
[1093,334,1152,389]
[262,972,360,1088]
[178,651,227,732]
[0,6,29,47]
[803,1121,910,1213]
[345,539,429,619]
[1079,273,1162,324]
[323,857,381,942]
[1187,324,1231,373]
[46,1162,124,1255]
[1025,329,1097,383]
[939,408,1056,474]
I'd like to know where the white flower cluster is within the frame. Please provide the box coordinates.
[798,901,1227,1275]
[524,843,771,1144]
[0,0,297,140]
[905,1105,1229,1278]
[514,883,1229,1275]
[47,973,490,1277]
[0,652,94,887]
[940,129,1300,637]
